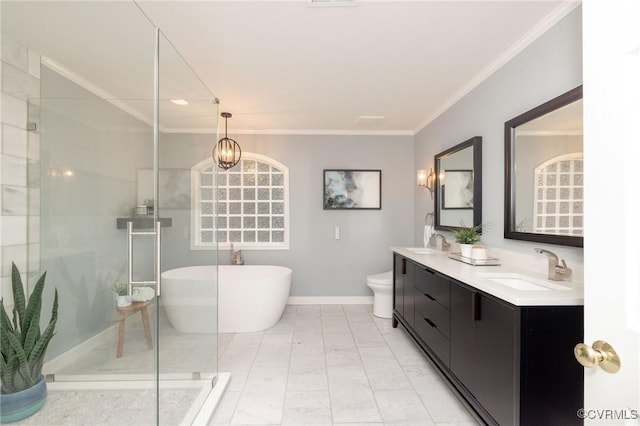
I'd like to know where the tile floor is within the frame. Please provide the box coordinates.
[210,304,479,426]
[54,306,218,376]
[20,388,201,425]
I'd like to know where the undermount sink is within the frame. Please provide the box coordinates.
[406,247,438,254]
[478,273,572,291]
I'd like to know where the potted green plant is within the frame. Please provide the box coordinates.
[0,262,58,423]
[112,281,131,308]
[453,223,481,258]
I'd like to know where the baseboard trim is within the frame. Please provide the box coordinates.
[43,324,118,374]
[43,304,158,374]
[287,296,373,305]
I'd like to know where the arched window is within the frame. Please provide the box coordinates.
[533,153,583,235]
[191,152,289,250]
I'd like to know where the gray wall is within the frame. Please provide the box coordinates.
[159,133,414,297]
[414,6,583,262]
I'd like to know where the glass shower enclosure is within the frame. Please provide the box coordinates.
[1,1,221,424]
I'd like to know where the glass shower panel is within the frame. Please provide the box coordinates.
[156,31,220,423]
[3,1,159,424]
[3,1,221,424]
[29,1,157,374]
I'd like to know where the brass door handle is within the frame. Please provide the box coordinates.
[574,340,621,373]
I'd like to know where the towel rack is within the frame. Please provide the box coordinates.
[127,220,161,297]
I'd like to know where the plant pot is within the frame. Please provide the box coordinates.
[459,244,474,258]
[0,376,47,423]
[116,295,132,308]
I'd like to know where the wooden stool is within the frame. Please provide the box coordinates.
[117,300,153,358]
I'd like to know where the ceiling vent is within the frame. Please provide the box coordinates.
[355,116,385,127]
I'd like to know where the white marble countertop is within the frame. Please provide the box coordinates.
[391,246,584,307]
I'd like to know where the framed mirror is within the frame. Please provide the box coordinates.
[435,136,482,230]
[504,85,583,247]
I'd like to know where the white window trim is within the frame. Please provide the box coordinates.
[190,152,290,250]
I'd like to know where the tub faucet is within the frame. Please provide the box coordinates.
[230,243,244,265]
[534,248,572,281]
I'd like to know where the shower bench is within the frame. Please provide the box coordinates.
[116,300,153,358]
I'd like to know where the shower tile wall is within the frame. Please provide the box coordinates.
[0,34,41,309]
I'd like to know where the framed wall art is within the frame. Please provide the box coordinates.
[441,169,473,210]
[323,169,381,210]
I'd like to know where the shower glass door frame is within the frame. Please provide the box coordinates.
[2,1,220,424]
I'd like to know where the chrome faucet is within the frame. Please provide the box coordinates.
[230,243,244,265]
[428,233,451,251]
[534,248,572,281]
[435,234,451,251]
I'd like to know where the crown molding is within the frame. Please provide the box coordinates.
[412,0,582,135]
[41,56,155,128]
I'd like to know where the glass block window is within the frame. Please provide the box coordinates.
[191,152,289,250]
[533,153,583,236]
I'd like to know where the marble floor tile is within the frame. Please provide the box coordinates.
[219,347,258,371]
[323,332,356,349]
[231,366,288,425]
[332,424,384,426]
[291,330,324,351]
[327,364,371,390]
[219,332,234,346]
[253,334,292,367]
[320,304,344,313]
[286,367,328,391]
[343,305,374,323]
[362,359,413,391]
[42,303,479,425]
[226,331,265,350]
[209,390,241,425]
[294,319,323,333]
[264,320,295,335]
[374,389,434,425]
[329,385,381,423]
[282,390,332,425]
[383,332,431,366]
[321,316,350,333]
[324,347,362,367]
[349,321,388,348]
[225,369,250,392]
[404,364,478,424]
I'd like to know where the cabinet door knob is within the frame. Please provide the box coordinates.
[574,340,620,373]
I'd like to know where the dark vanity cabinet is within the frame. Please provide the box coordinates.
[392,254,583,426]
[414,266,451,368]
[393,254,415,328]
[450,283,516,426]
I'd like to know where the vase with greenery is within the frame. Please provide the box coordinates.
[112,281,131,308]
[0,262,58,423]
[453,223,481,258]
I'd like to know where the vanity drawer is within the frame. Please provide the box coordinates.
[415,267,451,309]
[415,313,450,367]
[415,292,450,338]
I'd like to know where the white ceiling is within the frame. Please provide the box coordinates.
[3,1,580,134]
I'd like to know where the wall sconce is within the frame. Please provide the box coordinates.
[417,168,436,199]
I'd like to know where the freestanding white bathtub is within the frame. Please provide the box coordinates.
[160,265,292,333]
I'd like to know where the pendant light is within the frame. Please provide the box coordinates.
[213,112,241,170]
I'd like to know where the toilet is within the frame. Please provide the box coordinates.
[366,270,393,319]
